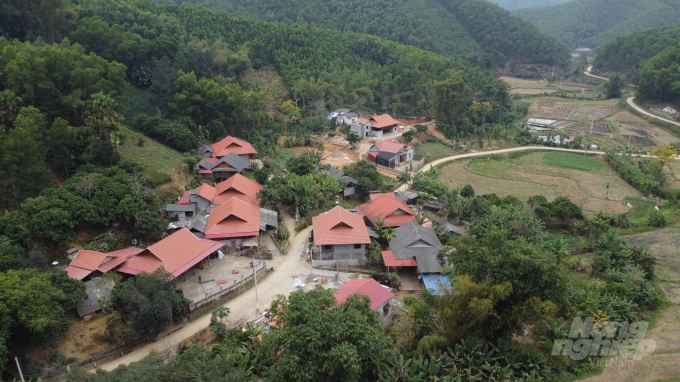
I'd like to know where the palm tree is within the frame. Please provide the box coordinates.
[84,92,123,140]
[381,227,396,242]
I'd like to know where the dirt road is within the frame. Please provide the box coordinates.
[98,221,314,371]
[626,97,680,128]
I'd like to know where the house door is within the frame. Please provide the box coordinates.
[231,240,236,249]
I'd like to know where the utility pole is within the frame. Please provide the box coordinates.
[15,357,25,382]
[590,118,594,135]
[253,263,259,314]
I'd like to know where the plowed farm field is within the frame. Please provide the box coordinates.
[571,105,615,120]
[618,123,680,149]
[563,121,613,137]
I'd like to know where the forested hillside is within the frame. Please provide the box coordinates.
[514,0,680,48]
[637,42,680,103]
[166,0,569,66]
[594,26,680,82]
[490,0,573,10]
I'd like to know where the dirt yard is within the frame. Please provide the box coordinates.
[438,152,641,214]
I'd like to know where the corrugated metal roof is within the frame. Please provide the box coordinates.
[374,140,407,154]
[260,208,278,230]
[165,204,196,213]
[389,221,443,260]
[382,250,417,267]
[312,206,370,246]
[76,277,115,317]
[369,114,399,129]
[214,174,262,205]
[206,198,260,239]
[334,278,393,311]
[65,266,93,280]
[357,193,416,228]
[211,136,257,157]
[196,183,217,201]
[70,250,108,271]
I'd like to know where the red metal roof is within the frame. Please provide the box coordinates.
[369,114,399,129]
[374,140,407,154]
[213,174,262,205]
[382,250,417,267]
[205,198,260,239]
[65,266,93,280]
[70,250,108,271]
[312,206,371,246]
[357,193,416,228]
[177,190,192,206]
[368,152,377,163]
[196,183,217,201]
[117,228,224,277]
[334,278,393,311]
[97,247,144,273]
[211,136,257,158]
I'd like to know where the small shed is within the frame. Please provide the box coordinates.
[76,277,115,317]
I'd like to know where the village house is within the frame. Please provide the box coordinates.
[312,206,371,263]
[198,135,258,160]
[367,140,414,168]
[212,173,262,206]
[334,278,395,326]
[204,197,278,248]
[324,167,358,198]
[75,277,115,318]
[382,221,443,274]
[116,228,225,278]
[328,108,359,125]
[65,247,145,280]
[350,114,400,138]
[194,152,249,181]
[356,192,416,228]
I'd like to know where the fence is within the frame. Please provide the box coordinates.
[312,259,365,270]
[188,264,271,319]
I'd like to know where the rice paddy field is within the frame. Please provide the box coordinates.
[439,151,641,214]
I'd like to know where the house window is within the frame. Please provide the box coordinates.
[354,244,362,249]
[323,245,332,250]
[383,303,390,317]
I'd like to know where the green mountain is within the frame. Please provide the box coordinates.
[514,0,680,48]
[489,0,574,10]
[164,0,569,66]
[594,26,680,82]
[637,42,680,103]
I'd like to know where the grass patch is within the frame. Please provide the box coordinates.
[416,141,455,161]
[117,126,195,192]
[543,152,602,171]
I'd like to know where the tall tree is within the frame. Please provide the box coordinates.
[433,73,471,125]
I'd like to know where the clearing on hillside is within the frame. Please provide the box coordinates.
[439,152,641,214]
[118,126,194,192]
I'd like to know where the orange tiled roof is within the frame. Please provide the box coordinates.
[211,136,257,158]
[357,193,416,228]
[374,140,408,154]
[70,250,108,271]
[369,114,399,129]
[196,183,217,202]
[334,278,393,311]
[312,206,371,246]
[205,198,260,239]
[213,174,262,205]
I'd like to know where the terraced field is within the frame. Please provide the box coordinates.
[439,152,641,214]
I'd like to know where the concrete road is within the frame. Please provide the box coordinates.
[98,223,315,371]
[584,65,609,81]
[626,97,680,128]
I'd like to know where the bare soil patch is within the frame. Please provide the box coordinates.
[572,105,615,120]
[564,122,613,137]
[534,103,575,119]
[607,110,647,123]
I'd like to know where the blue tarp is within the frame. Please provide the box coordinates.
[422,274,451,296]
[327,112,338,120]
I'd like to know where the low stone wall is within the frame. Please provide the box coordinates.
[312,259,366,270]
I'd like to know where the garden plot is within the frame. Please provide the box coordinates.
[533,103,575,119]
[618,123,680,149]
[439,152,641,215]
[563,121,613,137]
[606,110,646,123]
[571,105,615,120]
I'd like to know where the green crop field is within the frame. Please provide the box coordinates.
[416,141,456,161]
[542,152,602,171]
